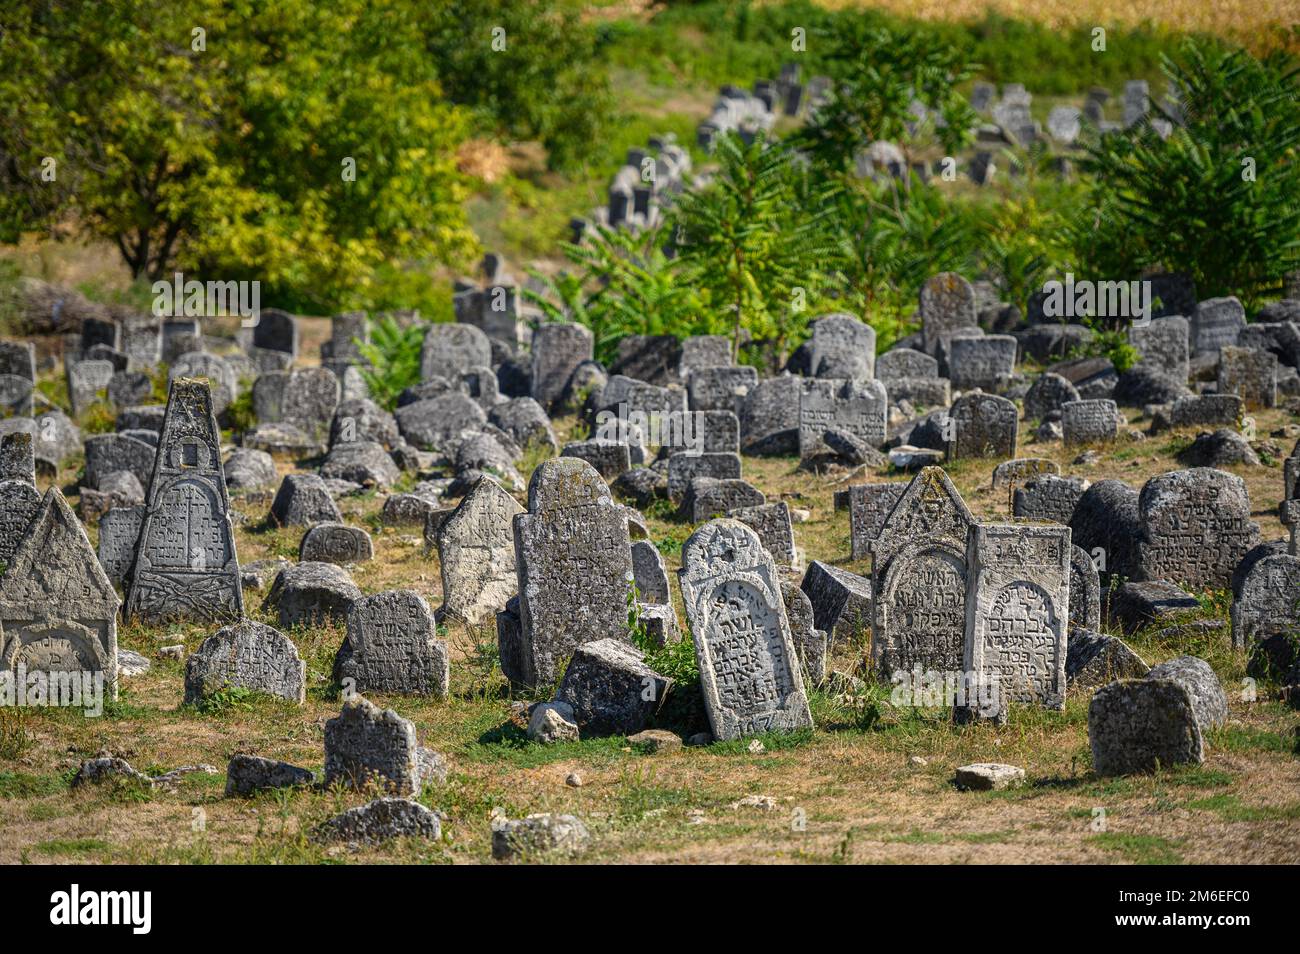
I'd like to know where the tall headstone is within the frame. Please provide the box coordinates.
[125,378,243,624]
[531,323,593,412]
[798,378,888,461]
[678,520,813,741]
[962,523,1070,720]
[1217,345,1277,410]
[436,475,524,625]
[421,323,492,382]
[1190,297,1245,355]
[507,458,633,688]
[806,313,876,380]
[920,272,978,357]
[1130,315,1190,382]
[1069,544,1102,631]
[870,467,974,677]
[0,488,120,695]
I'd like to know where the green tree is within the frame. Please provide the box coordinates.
[0,0,476,311]
[355,315,424,411]
[1075,40,1300,306]
[670,132,840,362]
[423,0,611,172]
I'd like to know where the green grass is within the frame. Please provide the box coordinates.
[1183,793,1300,822]
[0,770,70,799]
[33,837,110,858]
[1089,832,1185,864]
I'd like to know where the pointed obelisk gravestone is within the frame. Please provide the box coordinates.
[679,519,813,741]
[961,523,1070,722]
[869,466,973,679]
[0,488,120,695]
[125,378,243,624]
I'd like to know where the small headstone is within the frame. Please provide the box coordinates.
[1190,297,1245,355]
[1217,345,1277,409]
[1065,629,1149,688]
[313,797,441,845]
[335,590,449,697]
[67,359,115,416]
[666,451,741,504]
[269,473,343,527]
[679,520,813,741]
[800,560,872,644]
[1230,553,1300,650]
[798,378,887,462]
[1089,679,1203,775]
[876,348,938,383]
[1069,544,1102,630]
[299,523,373,565]
[806,313,876,380]
[630,540,670,604]
[781,581,827,685]
[421,323,491,382]
[252,308,298,357]
[1146,655,1228,731]
[323,697,432,796]
[846,482,906,561]
[688,365,758,413]
[947,335,1016,391]
[263,561,361,628]
[947,392,1018,460]
[555,638,670,736]
[728,501,796,567]
[184,619,305,705]
[1130,316,1190,382]
[225,755,314,797]
[1061,398,1120,445]
[681,477,764,523]
[738,375,801,455]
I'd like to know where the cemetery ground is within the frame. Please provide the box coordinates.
[0,324,1296,864]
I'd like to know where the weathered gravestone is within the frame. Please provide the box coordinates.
[846,482,906,562]
[323,697,436,796]
[299,523,373,565]
[1065,629,1149,688]
[781,581,827,685]
[1023,372,1079,422]
[798,378,887,461]
[962,523,1070,721]
[67,359,115,416]
[1061,398,1120,445]
[947,392,1018,460]
[728,501,796,567]
[920,272,978,357]
[681,477,764,523]
[1069,544,1102,630]
[806,313,876,380]
[531,323,593,412]
[687,365,758,414]
[870,467,973,677]
[1133,468,1260,590]
[679,335,732,380]
[168,352,237,416]
[738,374,802,455]
[1130,315,1190,382]
[96,505,144,586]
[0,478,40,568]
[0,488,120,695]
[666,451,741,504]
[1217,345,1277,410]
[678,520,813,741]
[394,392,485,450]
[334,590,449,697]
[800,560,872,643]
[252,308,298,358]
[947,336,1016,392]
[506,458,633,689]
[631,540,670,604]
[1230,553,1300,650]
[83,433,155,492]
[876,347,938,383]
[1067,479,1140,582]
[1190,297,1245,355]
[436,475,523,625]
[1088,679,1203,775]
[280,367,340,441]
[183,620,305,706]
[421,323,491,382]
[0,432,34,484]
[125,379,243,624]
[269,473,343,527]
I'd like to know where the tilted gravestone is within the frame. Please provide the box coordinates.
[1190,297,1245,355]
[0,478,40,568]
[335,590,449,697]
[299,523,373,565]
[1133,468,1259,590]
[798,378,887,461]
[1023,372,1079,421]
[800,560,872,644]
[421,323,491,382]
[531,322,593,412]
[947,392,1017,460]
[125,378,243,624]
[678,519,813,741]
[1217,345,1277,410]
[506,458,633,689]
[681,477,764,523]
[1088,679,1203,776]
[0,488,120,695]
[631,539,670,604]
[184,620,305,705]
[97,505,144,587]
[919,272,978,357]
[962,523,1070,720]
[436,475,523,625]
[1061,398,1119,445]
[1230,553,1300,650]
[1069,544,1102,631]
[870,467,974,678]
[845,482,906,561]
[806,313,876,380]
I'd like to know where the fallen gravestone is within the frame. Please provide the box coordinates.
[555,638,671,737]
[1065,629,1149,688]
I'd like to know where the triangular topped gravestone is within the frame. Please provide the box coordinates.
[679,519,813,741]
[869,466,974,678]
[125,378,243,624]
[0,488,120,693]
[507,457,633,689]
